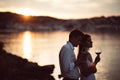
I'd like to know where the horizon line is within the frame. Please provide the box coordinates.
[0,11,120,20]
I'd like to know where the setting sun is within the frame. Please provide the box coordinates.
[16,8,36,16]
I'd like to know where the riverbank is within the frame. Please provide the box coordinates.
[0,42,55,80]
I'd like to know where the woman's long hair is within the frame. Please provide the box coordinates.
[78,34,91,54]
[77,34,91,61]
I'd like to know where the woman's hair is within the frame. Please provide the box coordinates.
[78,34,91,54]
[0,41,4,49]
[77,34,91,64]
[81,34,91,46]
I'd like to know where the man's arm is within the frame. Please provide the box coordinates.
[60,47,75,72]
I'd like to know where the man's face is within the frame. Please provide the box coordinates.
[73,36,81,47]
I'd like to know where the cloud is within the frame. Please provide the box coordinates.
[0,0,119,19]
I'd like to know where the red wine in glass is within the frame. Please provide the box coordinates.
[95,48,102,55]
[96,52,101,55]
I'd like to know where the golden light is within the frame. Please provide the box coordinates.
[23,31,32,59]
[16,8,36,16]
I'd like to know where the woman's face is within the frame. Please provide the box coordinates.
[85,37,92,48]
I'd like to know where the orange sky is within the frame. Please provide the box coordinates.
[0,0,120,19]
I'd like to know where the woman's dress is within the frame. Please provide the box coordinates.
[81,58,95,80]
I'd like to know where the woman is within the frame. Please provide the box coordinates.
[76,34,100,80]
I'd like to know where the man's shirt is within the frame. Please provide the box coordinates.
[59,41,80,79]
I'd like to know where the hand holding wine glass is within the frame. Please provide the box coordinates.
[94,47,102,64]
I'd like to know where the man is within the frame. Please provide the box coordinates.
[59,29,84,80]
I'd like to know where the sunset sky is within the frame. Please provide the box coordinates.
[0,0,120,19]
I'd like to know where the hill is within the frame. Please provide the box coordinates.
[0,12,120,33]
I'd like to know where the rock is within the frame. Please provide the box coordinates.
[0,42,55,80]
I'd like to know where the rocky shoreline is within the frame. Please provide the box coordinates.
[0,42,55,80]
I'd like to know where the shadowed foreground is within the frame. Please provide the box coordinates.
[0,42,55,80]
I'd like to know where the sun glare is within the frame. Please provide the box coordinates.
[16,8,36,16]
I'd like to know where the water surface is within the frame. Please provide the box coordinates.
[0,31,120,80]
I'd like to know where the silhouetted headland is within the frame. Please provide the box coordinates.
[0,12,120,34]
[0,41,55,80]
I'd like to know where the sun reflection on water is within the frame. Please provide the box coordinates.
[23,31,32,59]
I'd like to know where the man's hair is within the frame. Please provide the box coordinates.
[69,29,84,40]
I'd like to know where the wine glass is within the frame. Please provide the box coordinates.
[95,47,102,56]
